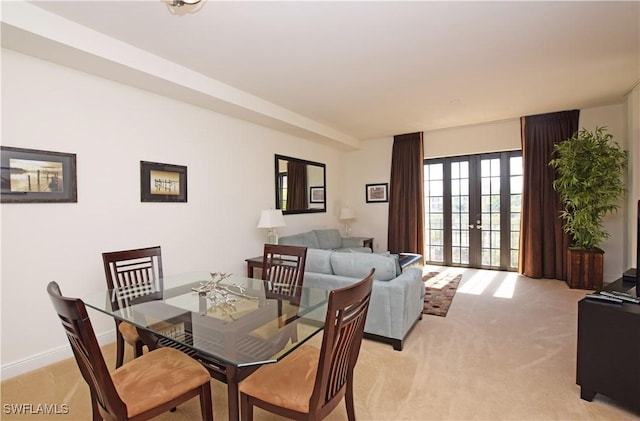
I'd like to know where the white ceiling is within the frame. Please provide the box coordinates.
[3,1,639,148]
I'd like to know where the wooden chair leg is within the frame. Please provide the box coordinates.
[345,378,356,421]
[240,392,253,421]
[115,332,125,368]
[199,381,213,421]
[134,340,144,359]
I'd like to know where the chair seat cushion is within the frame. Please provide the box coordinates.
[112,347,210,418]
[117,322,140,344]
[239,344,319,413]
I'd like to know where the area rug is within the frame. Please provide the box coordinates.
[423,271,462,317]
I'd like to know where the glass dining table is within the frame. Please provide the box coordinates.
[84,271,328,421]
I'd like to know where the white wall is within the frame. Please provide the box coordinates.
[342,137,393,252]
[425,118,522,158]
[0,49,346,378]
[626,85,640,269]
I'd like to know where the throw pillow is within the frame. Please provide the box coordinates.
[279,231,320,249]
[305,249,334,275]
[313,229,342,249]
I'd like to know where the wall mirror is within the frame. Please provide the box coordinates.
[275,154,326,214]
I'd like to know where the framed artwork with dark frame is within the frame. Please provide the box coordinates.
[309,186,325,203]
[365,183,389,203]
[1,146,77,203]
[140,161,187,203]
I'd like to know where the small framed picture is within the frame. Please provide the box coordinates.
[140,161,187,202]
[365,183,389,203]
[1,146,77,203]
[309,186,325,203]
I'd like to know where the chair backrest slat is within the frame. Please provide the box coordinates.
[261,244,307,301]
[102,246,163,311]
[310,268,375,416]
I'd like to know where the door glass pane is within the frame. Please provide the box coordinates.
[480,158,500,268]
[509,156,523,271]
[450,159,469,265]
[424,163,444,263]
[430,213,444,229]
[511,175,523,194]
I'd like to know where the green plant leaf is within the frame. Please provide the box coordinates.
[549,126,628,249]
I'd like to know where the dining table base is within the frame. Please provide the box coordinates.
[148,331,260,421]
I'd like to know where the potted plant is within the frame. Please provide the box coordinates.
[549,126,628,289]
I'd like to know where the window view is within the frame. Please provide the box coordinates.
[278,174,288,210]
[424,151,522,271]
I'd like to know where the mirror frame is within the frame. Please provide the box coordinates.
[274,154,326,215]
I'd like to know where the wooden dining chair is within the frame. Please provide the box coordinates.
[102,246,163,368]
[239,268,375,421]
[47,281,213,421]
[261,244,308,322]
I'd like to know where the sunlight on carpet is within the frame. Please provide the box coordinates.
[456,270,519,299]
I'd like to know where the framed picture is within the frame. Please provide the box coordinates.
[1,146,77,203]
[365,183,389,203]
[140,161,187,202]
[309,186,325,203]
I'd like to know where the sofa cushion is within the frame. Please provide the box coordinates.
[330,252,397,281]
[377,251,402,276]
[305,249,334,275]
[279,231,320,249]
[313,229,342,250]
[335,247,373,254]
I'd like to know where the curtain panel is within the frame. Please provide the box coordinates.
[387,132,425,257]
[519,110,579,280]
[287,160,308,211]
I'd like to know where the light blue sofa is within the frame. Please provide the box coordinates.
[300,247,424,351]
[278,229,371,253]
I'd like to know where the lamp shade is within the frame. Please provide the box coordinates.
[257,209,286,228]
[339,207,356,220]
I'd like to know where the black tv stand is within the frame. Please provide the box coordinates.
[576,277,640,414]
[623,267,636,280]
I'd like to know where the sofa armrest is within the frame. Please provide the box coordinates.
[370,267,424,339]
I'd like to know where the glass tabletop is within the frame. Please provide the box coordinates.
[84,271,328,368]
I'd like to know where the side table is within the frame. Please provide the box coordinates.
[348,237,373,251]
[245,256,264,279]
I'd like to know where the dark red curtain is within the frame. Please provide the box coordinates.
[519,110,579,280]
[387,132,425,257]
[287,160,308,211]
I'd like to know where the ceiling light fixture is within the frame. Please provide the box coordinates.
[164,0,205,16]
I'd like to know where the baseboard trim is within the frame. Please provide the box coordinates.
[1,330,115,380]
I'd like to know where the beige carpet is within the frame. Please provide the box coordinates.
[1,269,637,420]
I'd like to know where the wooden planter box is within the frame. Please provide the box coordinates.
[566,248,604,290]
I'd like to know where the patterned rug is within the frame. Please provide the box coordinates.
[423,271,463,317]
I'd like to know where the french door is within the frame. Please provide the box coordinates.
[424,151,522,271]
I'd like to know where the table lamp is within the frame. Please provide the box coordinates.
[257,209,286,244]
[339,207,356,237]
